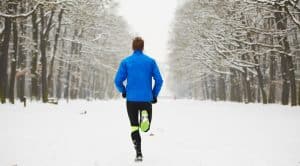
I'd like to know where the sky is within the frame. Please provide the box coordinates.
[116,0,179,64]
[116,0,186,96]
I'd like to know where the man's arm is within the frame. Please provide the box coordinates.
[114,60,127,94]
[152,60,163,99]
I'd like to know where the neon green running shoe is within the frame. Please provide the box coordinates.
[140,110,150,132]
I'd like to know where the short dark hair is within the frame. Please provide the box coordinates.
[132,37,144,51]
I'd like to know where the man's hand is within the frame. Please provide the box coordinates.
[122,92,126,98]
[151,97,157,104]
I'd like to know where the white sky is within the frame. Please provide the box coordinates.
[117,0,178,64]
[116,0,186,96]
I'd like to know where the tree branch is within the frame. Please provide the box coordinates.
[0,3,42,19]
[285,5,300,28]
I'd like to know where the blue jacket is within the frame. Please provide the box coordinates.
[114,50,163,102]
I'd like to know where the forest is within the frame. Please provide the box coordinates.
[0,0,131,104]
[168,0,300,106]
[1,0,300,106]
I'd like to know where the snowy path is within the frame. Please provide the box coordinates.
[0,100,300,166]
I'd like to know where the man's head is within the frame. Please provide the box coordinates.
[132,37,144,51]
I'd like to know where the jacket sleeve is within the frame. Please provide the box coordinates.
[152,60,163,98]
[114,60,127,94]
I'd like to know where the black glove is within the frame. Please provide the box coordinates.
[151,97,157,104]
[122,92,126,98]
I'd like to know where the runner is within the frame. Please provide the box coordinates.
[114,37,163,162]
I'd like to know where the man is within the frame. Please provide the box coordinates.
[114,37,163,162]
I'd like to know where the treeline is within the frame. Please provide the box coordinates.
[168,0,300,106]
[0,0,131,104]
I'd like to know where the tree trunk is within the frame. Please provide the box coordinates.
[92,70,96,100]
[298,81,300,105]
[211,76,217,101]
[275,9,290,105]
[266,18,277,103]
[280,54,289,105]
[254,55,267,104]
[292,23,300,106]
[268,55,277,103]
[287,54,297,106]
[74,66,80,98]
[230,68,240,102]
[48,8,63,97]
[241,59,252,103]
[40,7,48,102]
[217,74,226,101]
[17,0,27,101]
[0,16,12,103]
[64,30,78,101]
[70,63,76,99]
[284,17,297,107]
[64,55,72,101]
[9,12,18,104]
[56,27,67,99]
[268,17,277,103]
[86,67,93,99]
[204,76,209,100]
[31,10,39,100]
[40,7,54,103]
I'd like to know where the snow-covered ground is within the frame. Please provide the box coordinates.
[0,99,299,166]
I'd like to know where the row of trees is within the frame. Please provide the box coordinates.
[168,0,300,106]
[0,0,131,104]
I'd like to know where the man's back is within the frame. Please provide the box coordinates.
[114,50,163,102]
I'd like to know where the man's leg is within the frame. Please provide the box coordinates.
[126,102,142,158]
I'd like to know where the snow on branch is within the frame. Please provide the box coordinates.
[0,3,42,19]
[201,62,232,75]
[230,38,283,50]
[247,0,300,28]
[214,45,257,69]
[246,0,287,6]
[0,0,73,19]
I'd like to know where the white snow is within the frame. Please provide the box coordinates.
[0,99,300,166]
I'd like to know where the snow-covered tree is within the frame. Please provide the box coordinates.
[0,0,131,104]
[168,0,300,106]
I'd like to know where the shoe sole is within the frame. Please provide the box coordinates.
[140,110,149,132]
